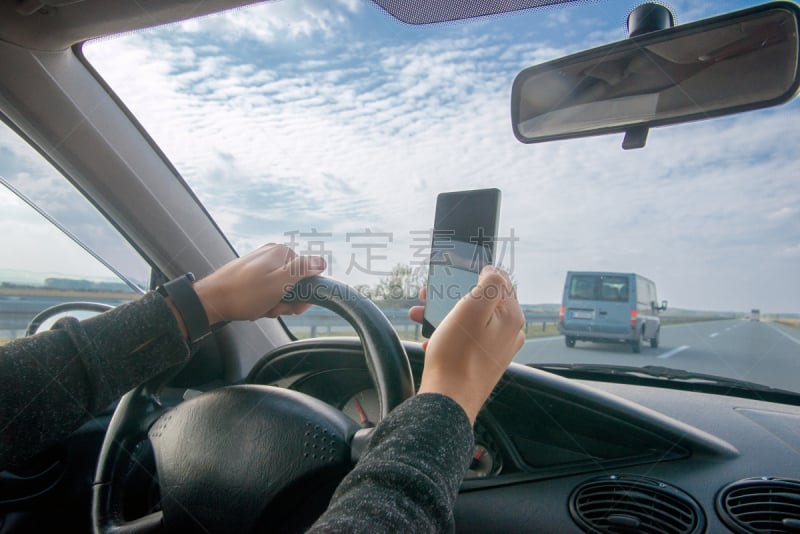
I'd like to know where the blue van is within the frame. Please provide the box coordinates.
[558,271,667,353]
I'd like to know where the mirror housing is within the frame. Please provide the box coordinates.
[511,2,800,147]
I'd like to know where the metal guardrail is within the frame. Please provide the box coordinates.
[2,293,740,342]
[1,296,559,341]
[0,295,133,339]
[281,307,559,340]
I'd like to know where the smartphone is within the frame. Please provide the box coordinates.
[422,188,501,338]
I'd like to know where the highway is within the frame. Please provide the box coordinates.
[514,319,800,394]
[4,294,798,395]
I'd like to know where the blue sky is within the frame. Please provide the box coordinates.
[3,0,798,313]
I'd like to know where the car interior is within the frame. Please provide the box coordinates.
[1,0,799,533]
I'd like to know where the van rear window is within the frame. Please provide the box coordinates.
[569,275,629,302]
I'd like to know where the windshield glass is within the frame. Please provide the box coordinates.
[83,0,800,395]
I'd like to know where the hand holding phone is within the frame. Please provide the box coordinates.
[422,188,501,337]
[417,265,525,423]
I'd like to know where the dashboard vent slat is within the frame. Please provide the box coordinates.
[569,475,704,534]
[717,477,800,533]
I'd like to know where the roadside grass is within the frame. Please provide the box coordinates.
[523,322,561,338]
[771,318,800,330]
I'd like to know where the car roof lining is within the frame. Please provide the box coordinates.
[0,0,582,51]
[0,0,266,51]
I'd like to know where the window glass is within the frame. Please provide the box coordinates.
[569,275,628,302]
[0,123,143,343]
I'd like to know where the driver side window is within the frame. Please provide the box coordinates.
[0,123,145,344]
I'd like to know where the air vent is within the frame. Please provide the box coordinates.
[569,475,705,534]
[717,477,800,533]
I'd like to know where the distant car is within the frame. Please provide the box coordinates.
[751,309,761,322]
[558,271,667,353]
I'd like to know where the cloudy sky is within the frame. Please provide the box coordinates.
[2,0,798,313]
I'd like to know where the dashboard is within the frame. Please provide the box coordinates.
[247,337,800,533]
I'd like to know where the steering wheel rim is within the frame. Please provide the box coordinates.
[273,276,414,419]
[92,276,414,533]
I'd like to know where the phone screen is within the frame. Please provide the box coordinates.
[422,188,501,337]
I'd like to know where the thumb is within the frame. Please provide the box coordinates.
[464,266,511,323]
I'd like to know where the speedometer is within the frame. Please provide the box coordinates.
[341,388,379,428]
[467,444,495,478]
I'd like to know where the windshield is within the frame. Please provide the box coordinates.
[83,0,800,395]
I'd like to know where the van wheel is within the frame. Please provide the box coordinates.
[650,328,660,348]
[565,336,576,348]
[631,335,641,353]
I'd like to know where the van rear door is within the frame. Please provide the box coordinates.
[564,273,632,336]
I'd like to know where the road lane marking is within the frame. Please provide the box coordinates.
[658,345,690,359]
[524,336,560,344]
[709,332,719,338]
[769,323,800,346]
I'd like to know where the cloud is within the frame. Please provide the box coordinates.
[768,207,797,221]
[175,0,362,43]
[779,245,800,257]
[71,0,800,311]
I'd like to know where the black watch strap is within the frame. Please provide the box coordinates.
[157,273,211,345]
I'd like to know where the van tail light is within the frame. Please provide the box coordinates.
[559,305,565,322]
[630,309,637,328]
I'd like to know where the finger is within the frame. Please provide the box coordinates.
[514,330,525,353]
[464,267,512,324]
[285,254,326,283]
[417,286,427,303]
[272,255,327,297]
[408,305,424,324]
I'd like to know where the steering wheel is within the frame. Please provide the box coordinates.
[91,276,415,533]
[25,301,113,336]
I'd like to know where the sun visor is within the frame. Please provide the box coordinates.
[371,0,582,25]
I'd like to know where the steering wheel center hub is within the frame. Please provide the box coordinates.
[150,385,356,532]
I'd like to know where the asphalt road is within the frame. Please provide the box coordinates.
[513,319,800,393]
[4,296,798,395]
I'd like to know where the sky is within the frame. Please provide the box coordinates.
[1,0,798,313]
[0,134,150,290]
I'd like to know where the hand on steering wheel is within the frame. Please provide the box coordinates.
[92,276,413,533]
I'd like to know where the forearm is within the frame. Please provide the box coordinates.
[0,292,190,469]
[309,393,474,533]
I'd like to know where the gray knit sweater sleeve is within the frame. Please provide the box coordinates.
[309,393,475,533]
[0,291,190,469]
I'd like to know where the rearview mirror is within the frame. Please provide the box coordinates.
[511,2,800,147]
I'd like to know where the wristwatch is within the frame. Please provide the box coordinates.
[157,273,211,345]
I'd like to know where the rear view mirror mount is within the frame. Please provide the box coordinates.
[511,2,800,149]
